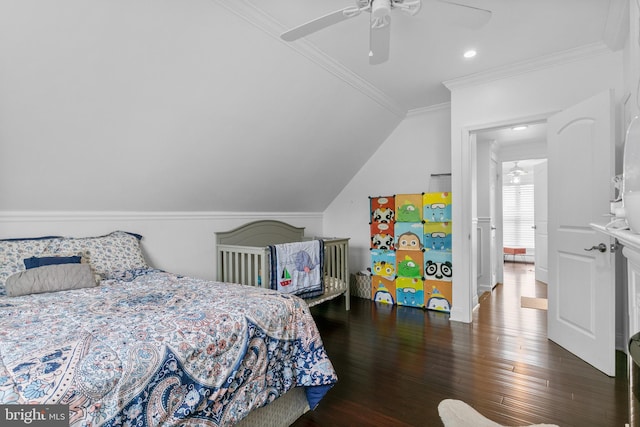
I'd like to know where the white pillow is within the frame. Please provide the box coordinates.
[55,231,148,278]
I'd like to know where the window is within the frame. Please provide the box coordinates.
[503,183,534,248]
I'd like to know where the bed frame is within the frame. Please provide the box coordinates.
[216,220,350,310]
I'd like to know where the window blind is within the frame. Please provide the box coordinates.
[503,184,535,248]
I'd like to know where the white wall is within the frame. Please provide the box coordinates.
[498,139,547,163]
[0,212,323,280]
[447,46,625,323]
[323,105,452,274]
[0,107,451,284]
[0,0,403,214]
[624,0,640,128]
[619,0,640,350]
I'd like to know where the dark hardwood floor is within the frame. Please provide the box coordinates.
[293,262,634,426]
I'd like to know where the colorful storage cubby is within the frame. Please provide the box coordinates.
[368,192,453,313]
[423,192,452,223]
[424,249,452,282]
[422,192,453,313]
[395,222,424,251]
[423,250,453,313]
[423,221,452,251]
[371,248,396,279]
[395,194,423,223]
[396,277,424,308]
[371,196,395,223]
[370,196,396,250]
[371,276,396,305]
[396,249,423,279]
[371,222,394,250]
[425,280,452,312]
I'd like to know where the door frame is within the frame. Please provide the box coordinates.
[453,112,553,323]
[533,160,549,283]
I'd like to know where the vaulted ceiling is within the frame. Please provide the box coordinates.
[0,0,625,212]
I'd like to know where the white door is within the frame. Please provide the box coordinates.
[547,90,616,376]
[534,161,548,284]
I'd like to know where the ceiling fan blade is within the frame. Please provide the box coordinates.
[434,0,491,29]
[369,16,391,65]
[281,7,360,42]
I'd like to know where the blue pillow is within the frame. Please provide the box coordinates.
[24,255,82,270]
[1,236,62,242]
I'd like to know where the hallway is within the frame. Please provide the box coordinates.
[500,260,548,313]
[502,260,546,298]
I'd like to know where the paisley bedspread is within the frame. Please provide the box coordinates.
[0,269,337,426]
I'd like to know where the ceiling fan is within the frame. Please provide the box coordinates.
[280,0,492,65]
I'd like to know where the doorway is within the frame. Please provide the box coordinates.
[474,122,548,300]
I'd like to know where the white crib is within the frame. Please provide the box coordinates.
[216,220,350,310]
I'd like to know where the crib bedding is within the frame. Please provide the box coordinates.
[0,268,337,426]
[268,240,325,300]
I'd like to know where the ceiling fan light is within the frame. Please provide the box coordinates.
[371,15,390,29]
[372,0,391,18]
[506,161,528,178]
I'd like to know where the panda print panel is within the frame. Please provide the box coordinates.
[424,250,453,282]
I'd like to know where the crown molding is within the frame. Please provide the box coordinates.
[212,0,407,118]
[406,102,451,117]
[443,42,613,91]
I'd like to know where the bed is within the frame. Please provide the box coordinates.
[215,220,350,311]
[0,231,338,426]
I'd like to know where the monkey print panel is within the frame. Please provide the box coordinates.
[394,222,424,251]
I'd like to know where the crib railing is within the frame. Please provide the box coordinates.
[216,238,350,310]
[216,244,267,287]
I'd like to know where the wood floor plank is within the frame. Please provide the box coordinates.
[292,262,631,426]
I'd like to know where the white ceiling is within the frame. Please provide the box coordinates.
[242,0,621,111]
[0,0,625,212]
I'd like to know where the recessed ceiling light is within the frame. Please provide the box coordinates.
[512,125,528,131]
[463,49,477,59]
